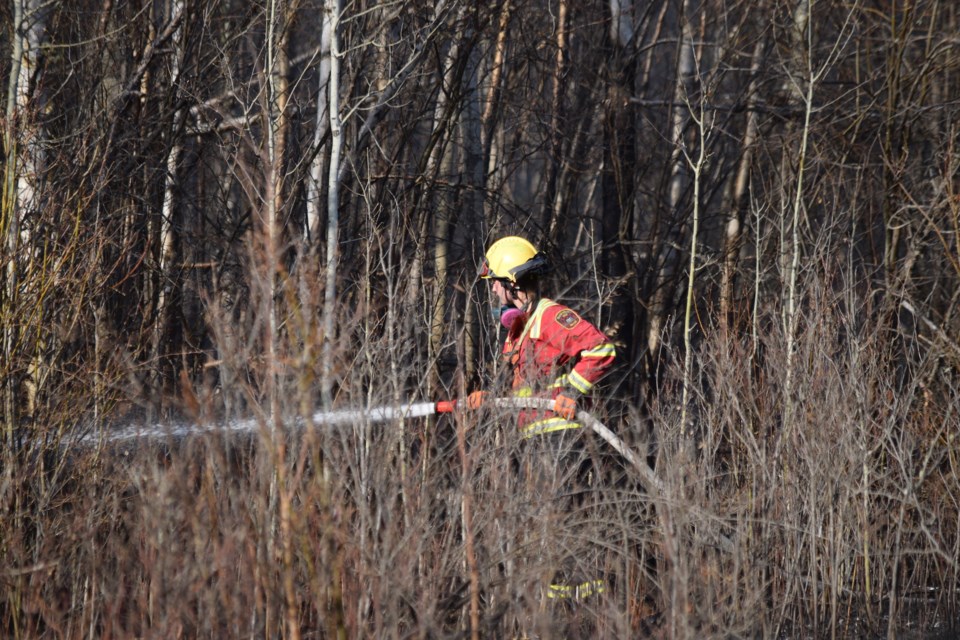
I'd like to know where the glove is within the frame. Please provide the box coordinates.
[467,390,488,410]
[553,392,578,420]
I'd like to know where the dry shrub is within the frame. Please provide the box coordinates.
[4,269,959,639]
[644,275,960,638]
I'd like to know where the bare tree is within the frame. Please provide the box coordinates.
[2,0,46,435]
[2,0,960,637]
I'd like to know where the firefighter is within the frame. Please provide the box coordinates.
[470,235,616,433]
[469,235,616,618]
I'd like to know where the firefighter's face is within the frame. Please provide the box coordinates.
[491,279,512,306]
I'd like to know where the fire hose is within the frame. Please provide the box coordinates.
[80,396,662,496]
[76,397,743,551]
[437,396,663,495]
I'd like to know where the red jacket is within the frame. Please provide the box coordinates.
[502,298,616,436]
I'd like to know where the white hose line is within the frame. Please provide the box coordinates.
[76,398,662,497]
[491,396,664,495]
[490,397,736,553]
[76,401,441,447]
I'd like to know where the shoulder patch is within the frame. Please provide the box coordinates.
[555,308,581,330]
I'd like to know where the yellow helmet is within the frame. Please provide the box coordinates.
[480,236,546,282]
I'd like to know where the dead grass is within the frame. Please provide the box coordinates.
[3,277,959,640]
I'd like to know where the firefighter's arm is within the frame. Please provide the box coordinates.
[551,337,616,418]
[550,342,613,418]
[549,316,616,391]
[565,339,617,394]
[544,306,616,415]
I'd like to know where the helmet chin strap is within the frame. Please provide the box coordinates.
[506,286,533,313]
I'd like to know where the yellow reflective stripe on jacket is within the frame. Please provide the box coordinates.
[546,579,606,600]
[526,298,559,340]
[521,416,581,438]
[546,370,594,393]
[567,369,593,394]
[581,343,616,358]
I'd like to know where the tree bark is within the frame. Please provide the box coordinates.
[460,35,485,384]
[305,0,334,244]
[3,0,46,433]
[321,0,343,409]
[150,0,186,417]
[719,37,764,330]
[647,0,695,355]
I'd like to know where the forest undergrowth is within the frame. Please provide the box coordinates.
[3,274,959,640]
[2,0,959,637]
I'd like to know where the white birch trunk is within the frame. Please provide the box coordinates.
[647,0,695,354]
[320,0,343,408]
[783,0,814,437]
[12,0,44,215]
[609,0,635,47]
[305,7,334,243]
[151,0,185,413]
[3,0,46,428]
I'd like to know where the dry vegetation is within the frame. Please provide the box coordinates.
[3,0,960,637]
[4,262,960,639]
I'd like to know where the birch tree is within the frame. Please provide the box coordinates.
[149,0,186,416]
[647,0,696,356]
[319,0,342,409]
[719,37,764,328]
[305,0,334,244]
[2,0,46,434]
